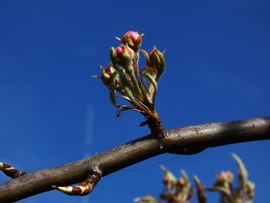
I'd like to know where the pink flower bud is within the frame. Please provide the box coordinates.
[216,171,234,183]
[148,48,164,66]
[160,165,177,185]
[178,177,188,187]
[101,67,111,80]
[115,45,133,61]
[122,30,143,52]
[100,66,115,86]
[122,31,140,44]
[111,45,134,68]
[162,174,170,185]
[141,47,166,81]
[148,50,155,60]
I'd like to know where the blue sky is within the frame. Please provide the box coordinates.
[1,1,270,202]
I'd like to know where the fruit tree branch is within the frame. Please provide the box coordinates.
[0,117,270,202]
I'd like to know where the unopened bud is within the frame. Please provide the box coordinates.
[216,171,234,183]
[110,45,134,68]
[160,165,177,185]
[162,174,170,185]
[122,30,144,52]
[178,177,187,187]
[100,65,117,86]
[142,47,166,81]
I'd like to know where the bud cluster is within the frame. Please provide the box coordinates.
[160,165,195,203]
[134,153,255,203]
[93,31,166,138]
[206,153,255,203]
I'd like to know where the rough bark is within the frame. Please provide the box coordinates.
[0,117,270,202]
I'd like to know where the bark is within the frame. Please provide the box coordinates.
[0,117,270,202]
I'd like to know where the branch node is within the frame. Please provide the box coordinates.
[52,171,101,196]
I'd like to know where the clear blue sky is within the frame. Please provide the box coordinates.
[1,1,270,202]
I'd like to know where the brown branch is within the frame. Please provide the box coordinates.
[0,117,270,202]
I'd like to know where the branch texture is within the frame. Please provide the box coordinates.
[0,117,270,202]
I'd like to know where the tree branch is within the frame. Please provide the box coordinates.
[1,117,270,202]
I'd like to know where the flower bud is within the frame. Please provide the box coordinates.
[110,45,134,68]
[178,177,188,187]
[142,47,166,81]
[162,174,170,186]
[214,171,233,189]
[160,165,177,186]
[216,171,234,183]
[148,48,166,71]
[122,31,144,52]
[100,65,117,86]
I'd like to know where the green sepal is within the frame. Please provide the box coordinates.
[109,90,121,108]
[154,48,166,81]
[231,153,249,188]
[110,47,117,65]
[119,67,134,100]
[140,70,158,91]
